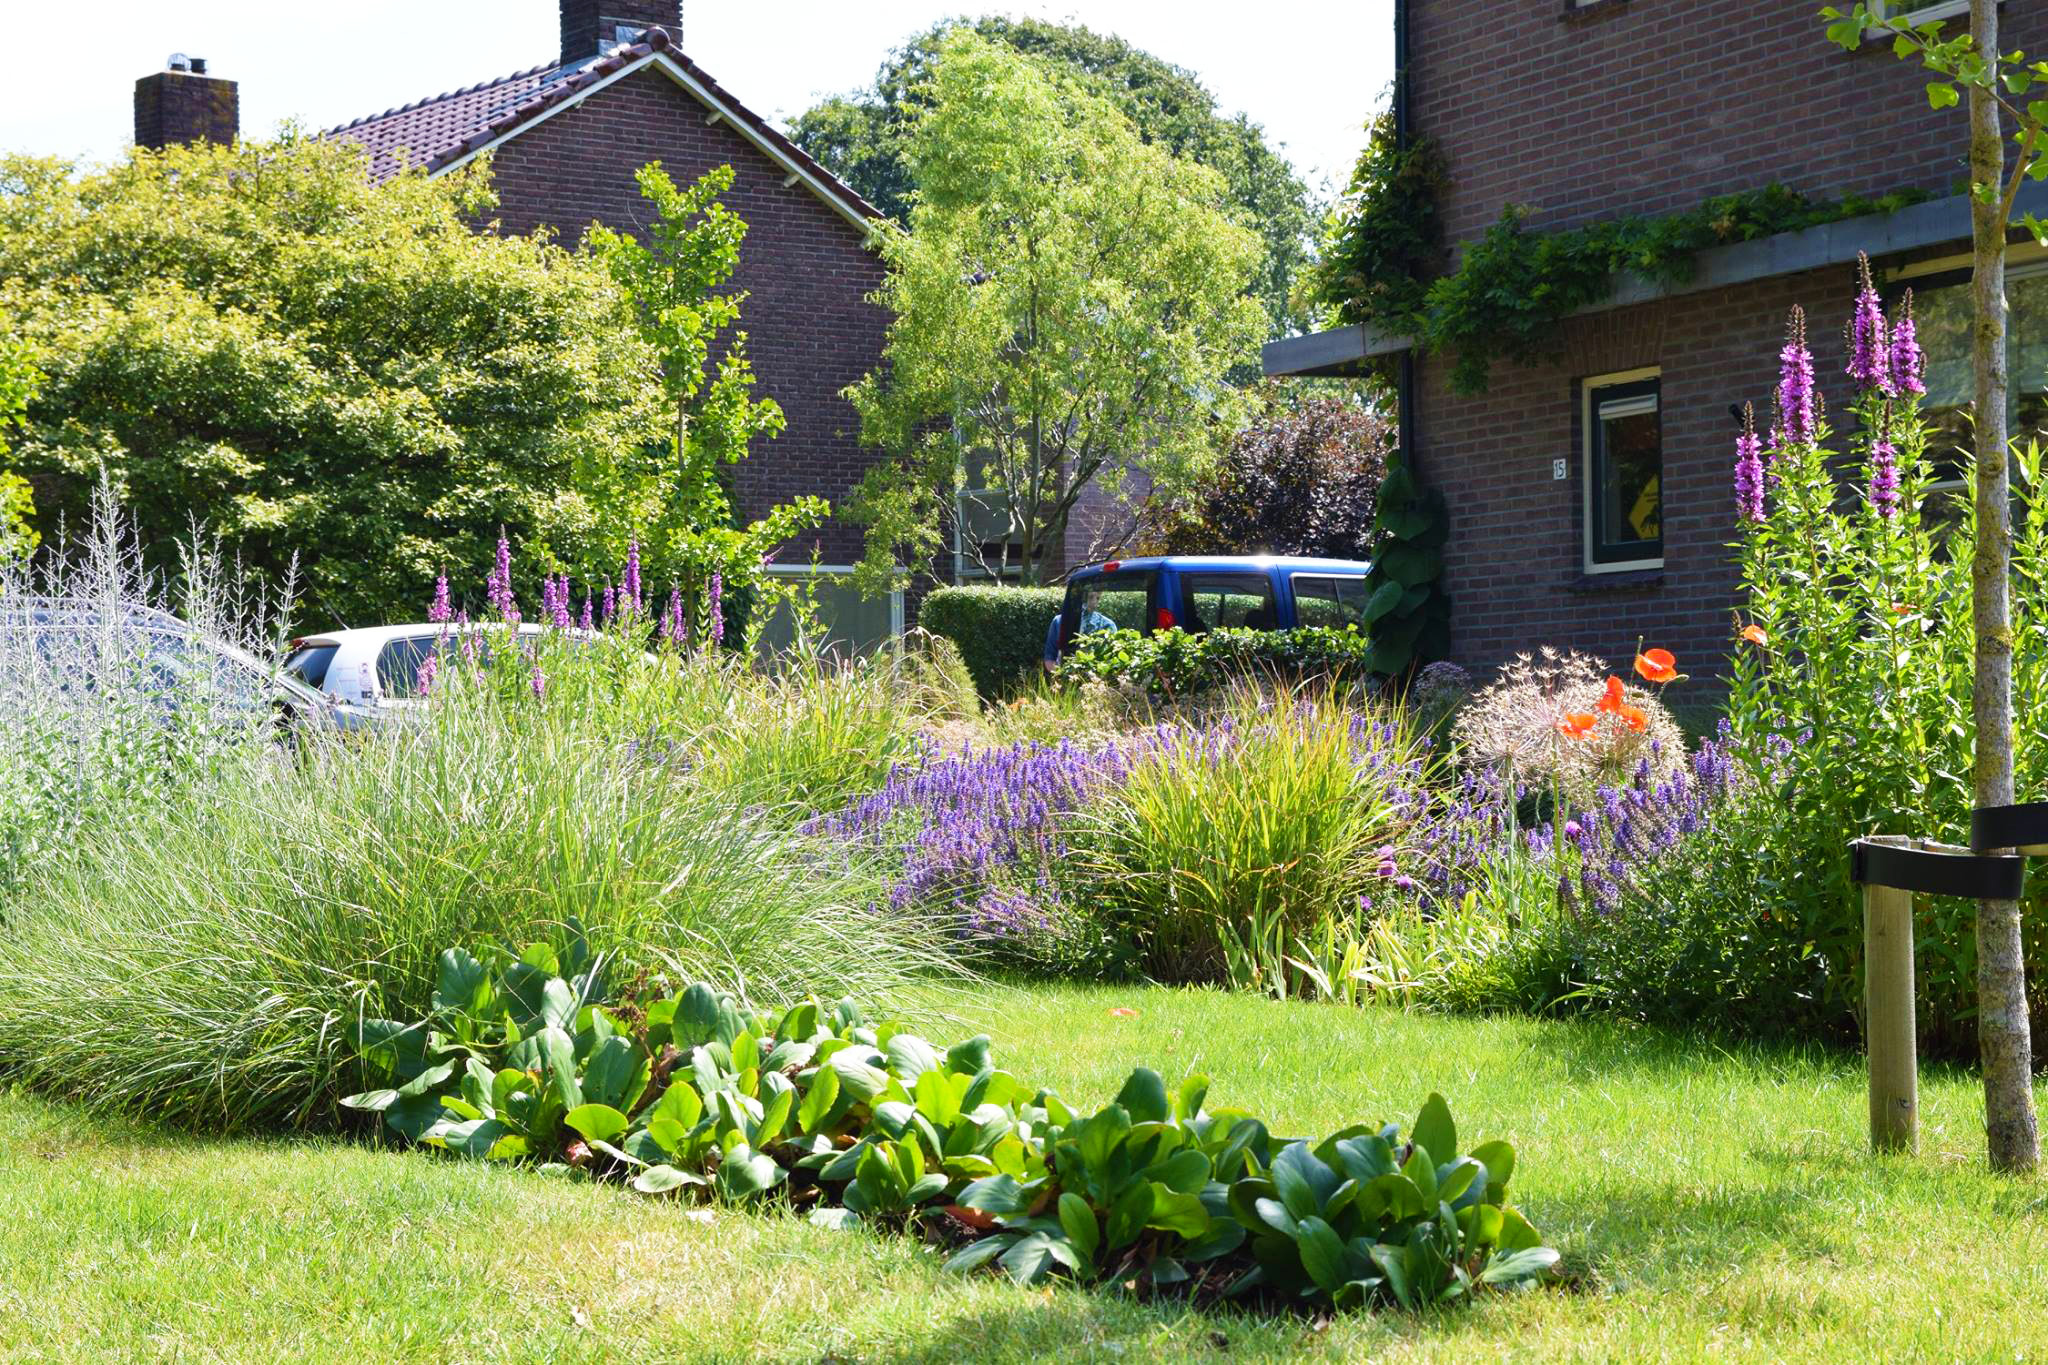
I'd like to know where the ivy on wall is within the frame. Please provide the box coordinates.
[1318,116,1933,393]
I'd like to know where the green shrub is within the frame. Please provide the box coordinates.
[1057,625,1373,694]
[919,585,1065,699]
[1069,690,1413,982]
[344,931,1559,1313]
[0,640,954,1132]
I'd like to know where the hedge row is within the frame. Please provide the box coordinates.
[1055,626,1374,694]
[918,586,1066,699]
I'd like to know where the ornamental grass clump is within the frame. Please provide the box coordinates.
[1070,688,1419,983]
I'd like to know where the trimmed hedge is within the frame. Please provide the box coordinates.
[1056,626,1373,694]
[919,586,1066,699]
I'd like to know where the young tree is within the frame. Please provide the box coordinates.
[791,16,1317,340]
[587,163,823,603]
[0,135,667,625]
[1824,1,2048,1172]
[843,32,1265,591]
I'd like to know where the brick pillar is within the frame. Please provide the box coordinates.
[134,67,238,150]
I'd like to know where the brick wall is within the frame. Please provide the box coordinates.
[1413,1,2048,246]
[1407,0,2048,683]
[481,66,888,569]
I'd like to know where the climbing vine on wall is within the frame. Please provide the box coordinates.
[1319,114,1933,394]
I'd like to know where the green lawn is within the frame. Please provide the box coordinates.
[4,982,2047,1362]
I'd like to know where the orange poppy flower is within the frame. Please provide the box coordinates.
[1634,648,1678,684]
[1595,674,1627,714]
[1617,703,1648,733]
[1556,712,1597,740]
[1740,624,1768,647]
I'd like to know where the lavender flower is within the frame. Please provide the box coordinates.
[1733,402,1766,523]
[1846,253,1892,395]
[428,574,452,624]
[709,571,724,646]
[1890,290,1925,397]
[1776,306,1816,448]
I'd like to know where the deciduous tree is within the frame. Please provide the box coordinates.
[842,33,1264,591]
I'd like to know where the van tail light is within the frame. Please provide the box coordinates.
[1155,607,1175,630]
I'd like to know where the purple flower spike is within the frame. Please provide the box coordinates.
[1869,436,1901,519]
[623,540,642,618]
[1777,306,1816,448]
[415,652,438,697]
[579,591,593,632]
[530,664,547,702]
[602,581,616,625]
[1890,289,1925,398]
[487,530,519,624]
[428,574,452,624]
[550,574,572,630]
[1733,402,1766,524]
[1846,253,1892,395]
[709,571,724,646]
[662,586,685,645]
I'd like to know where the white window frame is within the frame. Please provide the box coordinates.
[1867,0,1977,32]
[1581,366,1664,576]
[760,562,905,642]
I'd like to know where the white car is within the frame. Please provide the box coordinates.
[284,622,596,722]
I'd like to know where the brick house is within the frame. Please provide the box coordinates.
[138,1,904,648]
[1265,0,2048,683]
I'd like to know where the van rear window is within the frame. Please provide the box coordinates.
[284,643,338,690]
[1061,570,1155,647]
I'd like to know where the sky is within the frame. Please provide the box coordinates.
[0,1,1392,202]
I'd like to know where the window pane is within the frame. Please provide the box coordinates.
[1589,379,1661,565]
[755,576,898,657]
[376,636,441,697]
[284,643,337,690]
[1061,571,1155,647]
[1291,575,1370,629]
[1178,573,1276,631]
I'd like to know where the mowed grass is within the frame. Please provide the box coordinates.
[6,982,2048,1362]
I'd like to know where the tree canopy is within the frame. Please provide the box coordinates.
[0,135,671,626]
[791,16,1317,340]
[0,338,36,561]
[843,32,1265,591]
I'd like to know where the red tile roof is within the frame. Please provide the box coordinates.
[326,27,880,229]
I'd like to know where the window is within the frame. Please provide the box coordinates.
[1290,574,1371,630]
[375,635,443,698]
[284,642,338,691]
[1868,1,1972,28]
[1582,369,1663,573]
[1057,569,1156,655]
[1178,573,1277,632]
[1903,263,2048,492]
[754,565,904,658]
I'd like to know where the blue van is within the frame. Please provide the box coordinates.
[1042,555,1373,665]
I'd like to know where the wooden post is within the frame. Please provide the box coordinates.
[1864,882,1919,1153]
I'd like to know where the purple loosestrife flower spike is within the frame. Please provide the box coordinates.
[415,652,438,697]
[487,530,519,624]
[1846,253,1892,395]
[1869,410,1902,520]
[602,581,616,625]
[623,540,642,617]
[1733,402,1766,523]
[551,574,572,630]
[709,571,724,646]
[1777,306,1816,448]
[579,592,593,632]
[428,574,452,624]
[1890,290,1925,397]
[530,664,547,702]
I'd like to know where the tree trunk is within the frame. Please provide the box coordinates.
[1968,0,2039,1174]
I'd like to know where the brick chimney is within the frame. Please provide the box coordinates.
[134,55,238,150]
[560,1,681,64]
